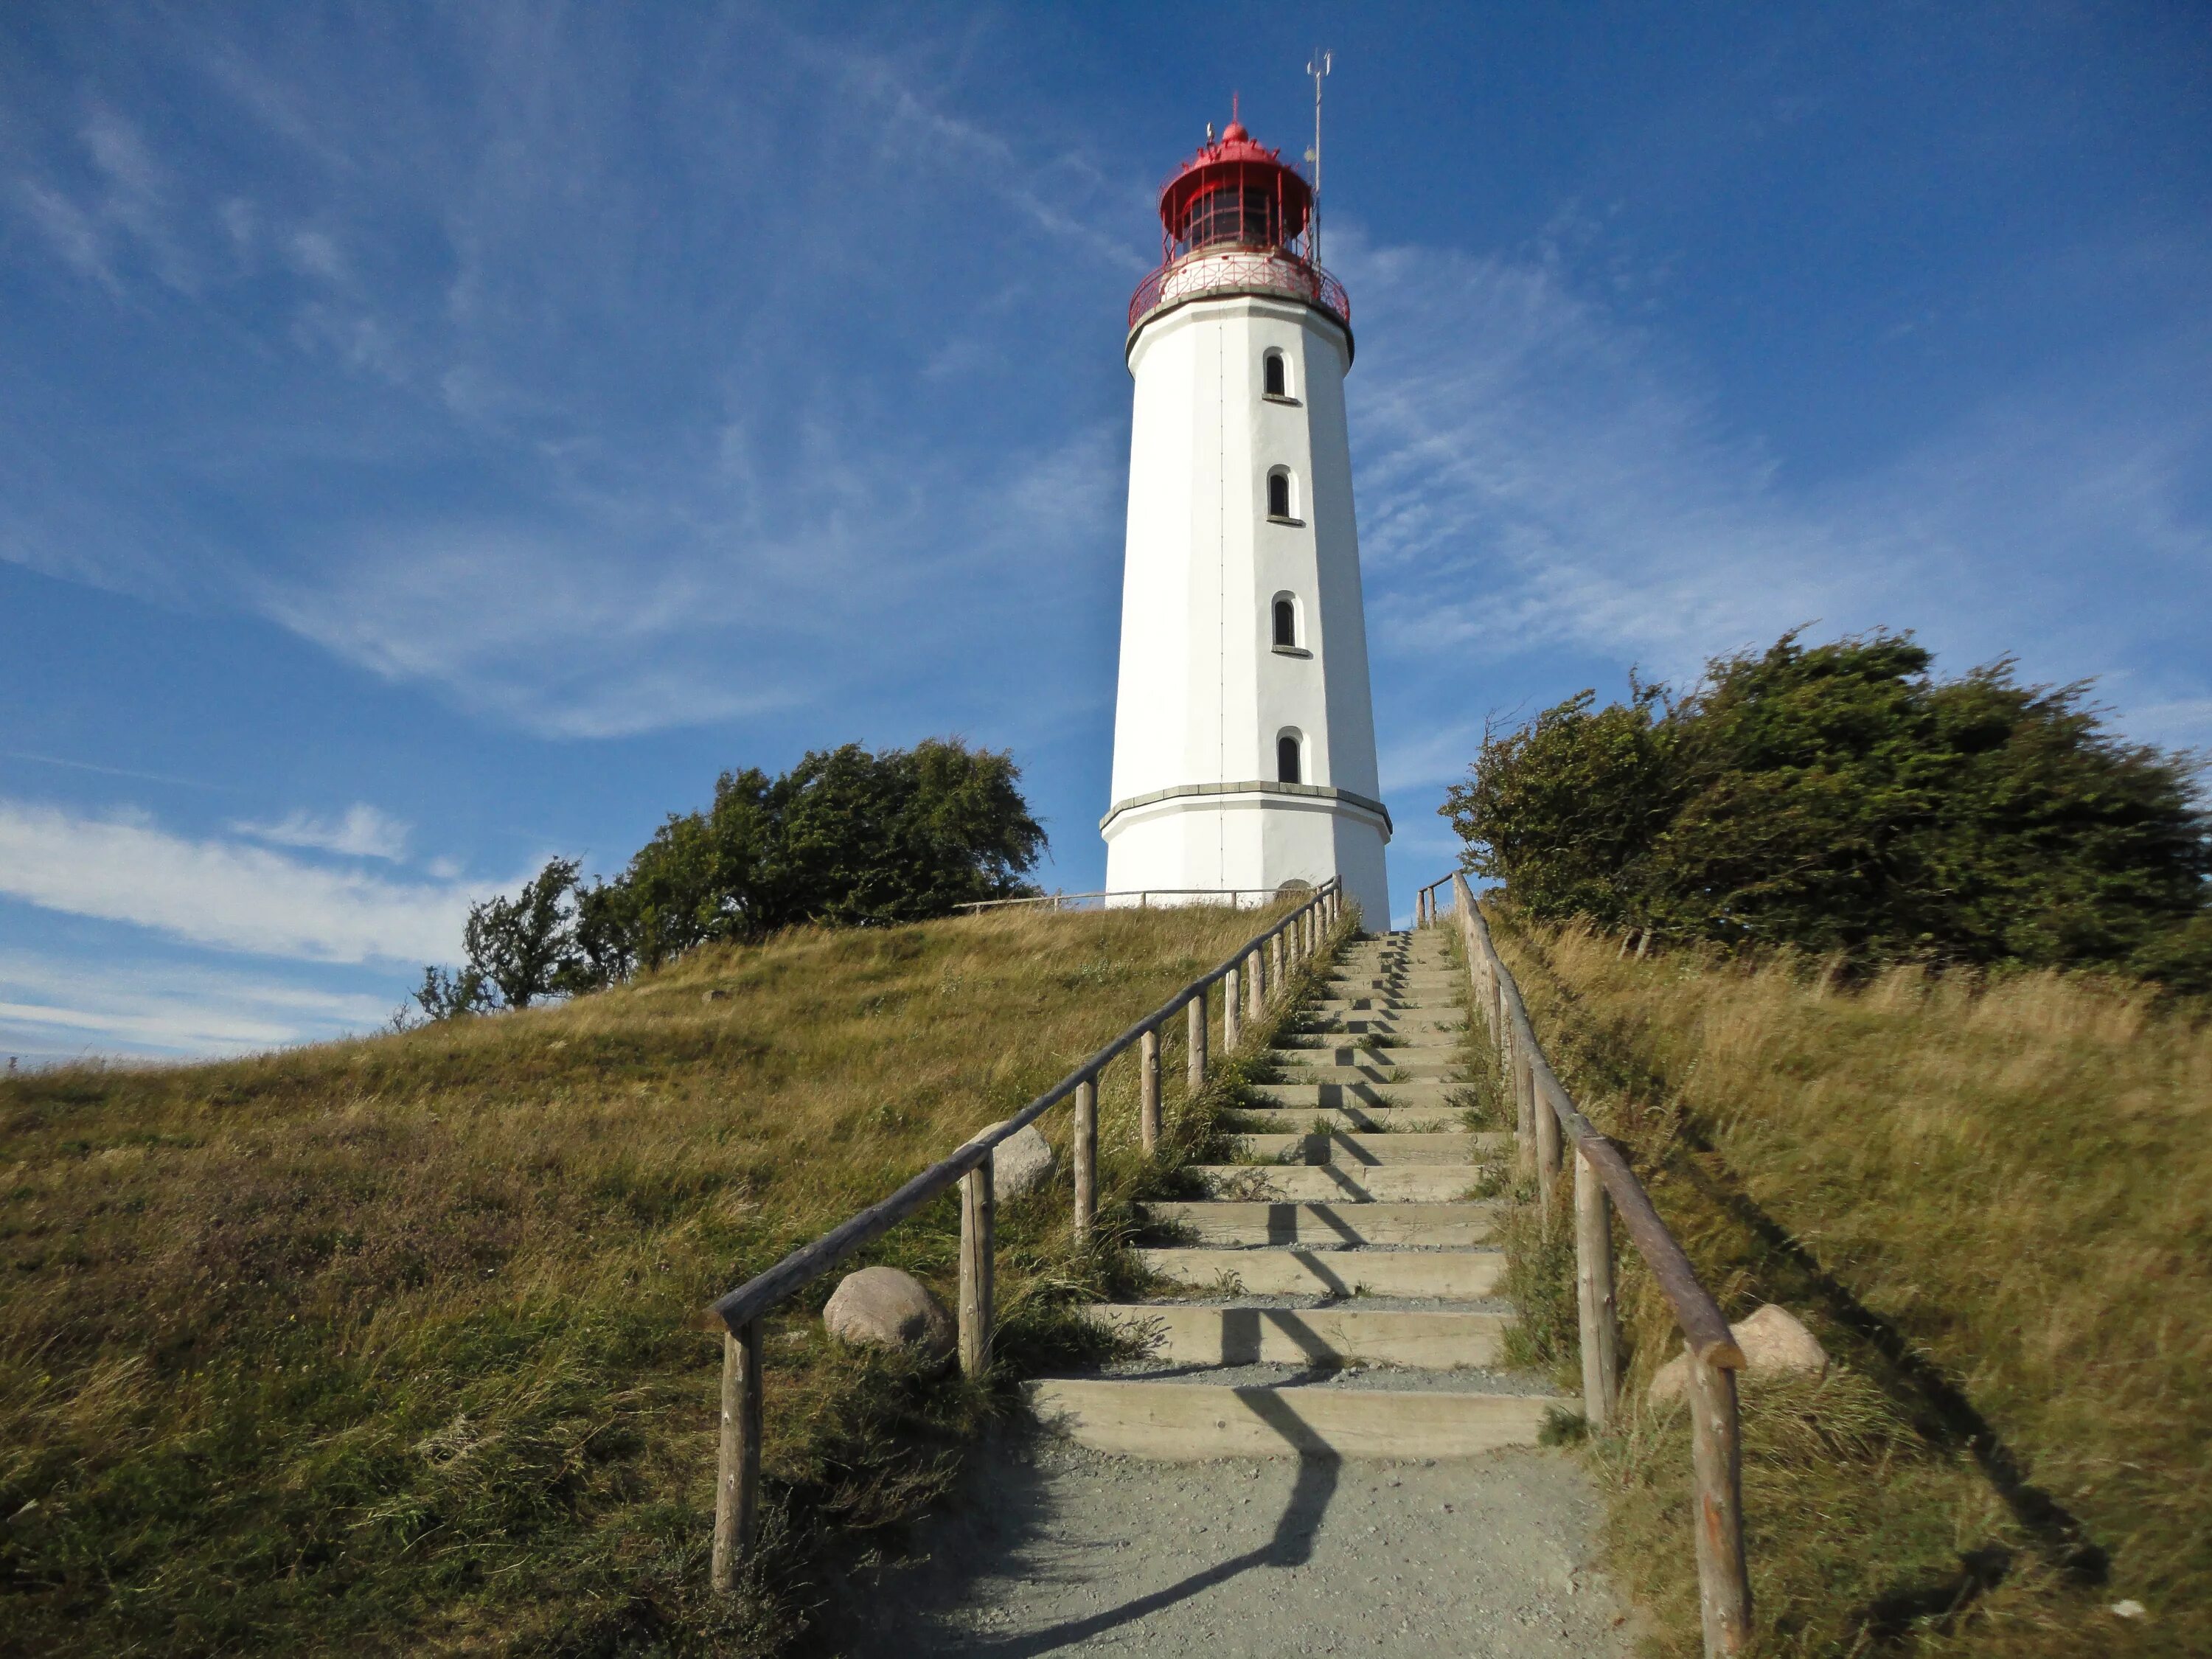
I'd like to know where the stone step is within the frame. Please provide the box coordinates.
[1256,1084,1460,1110]
[1137,1245,1506,1298]
[1301,1015,1465,1034]
[1310,996,1461,1014]
[1187,1164,1479,1203]
[1273,1044,1464,1068]
[1229,1107,1489,1134]
[1314,1004,1431,1016]
[1226,1131,1484,1165]
[1136,1200,1498,1246]
[1024,1378,1552,1459]
[1329,970,1459,987]
[1085,1303,1511,1368]
[1274,1061,1458,1084]
[1304,1000,1458,1015]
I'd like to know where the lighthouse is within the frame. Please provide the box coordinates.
[1101,115,1391,924]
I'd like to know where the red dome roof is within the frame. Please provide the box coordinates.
[1158,117,1312,242]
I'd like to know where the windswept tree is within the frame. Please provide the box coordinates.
[415,738,1046,1015]
[1444,630,2211,984]
[621,738,1046,966]
[414,858,584,1019]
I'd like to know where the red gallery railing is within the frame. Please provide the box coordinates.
[1128,248,1350,335]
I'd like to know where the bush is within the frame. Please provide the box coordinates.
[1443,630,2211,981]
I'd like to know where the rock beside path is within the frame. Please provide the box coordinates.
[824,1267,954,1363]
[974,1121,1057,1199]
[1649,1303,1828,1405]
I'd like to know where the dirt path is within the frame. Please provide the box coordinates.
[834,1423,1633,1657]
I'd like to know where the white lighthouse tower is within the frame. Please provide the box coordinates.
[1102,115,1391,924]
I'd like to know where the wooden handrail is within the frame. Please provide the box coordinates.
[702,875,1349,1592]
[1445,871,1750,1656]
[706,877,1342,1334]
[1457,883,1739,1364]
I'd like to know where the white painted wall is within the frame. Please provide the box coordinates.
[1102,288,1391,925]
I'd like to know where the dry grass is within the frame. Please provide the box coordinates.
[1490,914,2209,1657]
[0,902,1325,1657]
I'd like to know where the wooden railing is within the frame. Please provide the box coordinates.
[1427,872,1752,1657]
[701,878,1349,1592]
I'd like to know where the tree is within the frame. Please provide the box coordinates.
[414,858,582,1020]
[413,738,1048,1007]
[621,738,1045,964]
[1444,630,2211,981]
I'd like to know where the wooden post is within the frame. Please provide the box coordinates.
[1573,1145,1619,1427]
[1535,1077,1562,1230]
[1514,1046,1537,1180]
[1188,987,1208,1092]
[710,1318,764,1594]
[1072,1075,1097,1239]
[1246,947,1264,1024]
[1223,966,1241,1051]
[1140,1026,1162,1153]
[1270,931,1285,995]
[959,1158,995,1377]
[1688,1355,1752,1655]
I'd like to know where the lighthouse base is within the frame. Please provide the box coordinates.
[1100,785,1390,928]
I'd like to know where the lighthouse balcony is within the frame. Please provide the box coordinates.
[1128,248,1349,335]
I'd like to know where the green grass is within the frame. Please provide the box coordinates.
[1484,911,2209,1658]
[0,902,1342,1657]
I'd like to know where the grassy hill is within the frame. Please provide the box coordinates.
[1490,914,2208,1658]
[0,903,1295,1657]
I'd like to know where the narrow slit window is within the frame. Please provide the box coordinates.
[1277,734,1302,784]
[1273,598,1296,647]
[1267,470,1291,519]
[1263,350,1287,397]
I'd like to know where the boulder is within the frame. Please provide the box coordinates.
[1647,1303,1829,1406]
[822,1267,953,1363]
[974,1120,1058,1199]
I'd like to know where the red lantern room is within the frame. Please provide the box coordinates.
[1158,119,1312,256]
[1128,115,1349,341]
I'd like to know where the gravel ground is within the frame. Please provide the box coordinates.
[830,1425,1633,1658]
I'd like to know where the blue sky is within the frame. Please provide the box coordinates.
[3,3,2207,1061]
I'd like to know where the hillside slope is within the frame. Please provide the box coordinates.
[1496,917,2208,1658]
[0,904,1282,1657]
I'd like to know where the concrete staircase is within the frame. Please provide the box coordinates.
[1028,928,1559,1458]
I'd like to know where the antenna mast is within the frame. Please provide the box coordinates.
[1304,49,1332,268]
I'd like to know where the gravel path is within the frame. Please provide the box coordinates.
[832,1424,1634,1657]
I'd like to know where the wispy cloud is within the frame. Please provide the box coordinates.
[232,802,411,860]
[1341,227,2212,748]
[4,13,1147,742]
[0,800,483,963]
[0,949,393,1062]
